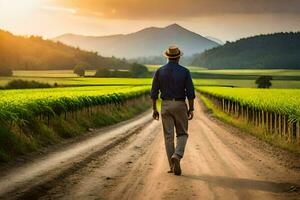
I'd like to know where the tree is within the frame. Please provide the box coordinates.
[255,76,273,88]
[73,63,87,77]
[5,79,51,89]
[191,32,300,69]
[0,67,13,76]
[130,63,149,77]
[95,68,111,77]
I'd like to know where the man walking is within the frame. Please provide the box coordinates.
[150,45,195,176]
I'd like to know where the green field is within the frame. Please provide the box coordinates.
[3,76,300,88]
[146,65,300,75]
[191,69,300,75]
[12,70,97,78]
[0,76,152,87]
[1,69,300,88]
[194,79,300,88]
[146,65,207,72]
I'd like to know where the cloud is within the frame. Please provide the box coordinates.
[42,6,77,14]
[52,0,300,20]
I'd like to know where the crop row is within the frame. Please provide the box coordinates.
[197,87,300,143]
[197,87,300,122]
[0,86,150,125]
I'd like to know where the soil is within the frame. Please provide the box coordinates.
[0,99,299,200]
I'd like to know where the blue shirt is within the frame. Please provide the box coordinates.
[150,61,195,100]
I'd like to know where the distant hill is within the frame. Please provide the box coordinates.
[0,29,130,70]
[129,55,198,65]
[191,32,300,69]
[54,24,220,59]
[205,36,224,45]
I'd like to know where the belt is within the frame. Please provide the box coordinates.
[162,98,185,101]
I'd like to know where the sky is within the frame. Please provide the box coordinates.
[0,0,299,42]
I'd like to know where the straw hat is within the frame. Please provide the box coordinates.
[163,45,183,58]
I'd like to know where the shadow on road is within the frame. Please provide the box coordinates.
[182,174,298,193]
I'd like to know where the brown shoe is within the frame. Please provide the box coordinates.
[167,169,173,173]
[171,154,182,176]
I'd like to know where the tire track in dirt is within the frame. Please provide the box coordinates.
[1,99,300,200]
[0,111,155,200]
[79,99,299,200]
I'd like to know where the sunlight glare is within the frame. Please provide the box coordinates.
[0,0,42,17]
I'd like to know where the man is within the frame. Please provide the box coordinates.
[150,45,195,176]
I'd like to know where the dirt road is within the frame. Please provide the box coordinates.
[0,99,299,200]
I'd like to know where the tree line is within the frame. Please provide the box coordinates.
[74,63,150,78]
[0,29,131,73]
[191,32,300,69]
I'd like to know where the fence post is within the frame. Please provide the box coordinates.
[222,98,225,111]
[297,121,300,144]
[261,110,264,128]
[288,122,292,142]
[274,113,277,134]
[246,107,249,122]
[278,114,282,137]
[270,112,273,133]
[256,110,259,126]
[283,115,286,139]
[266,111,269,132]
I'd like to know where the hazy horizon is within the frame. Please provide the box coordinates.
[0,0,299,42]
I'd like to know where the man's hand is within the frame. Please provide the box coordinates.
[153,109,159,120]
[188,109,194,120]
[187,99,194,120]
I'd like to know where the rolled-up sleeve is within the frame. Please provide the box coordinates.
[186,70,195,99]
[150,70,160,99]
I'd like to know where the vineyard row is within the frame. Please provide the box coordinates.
[200,92,300,144]
[0,88,149,128]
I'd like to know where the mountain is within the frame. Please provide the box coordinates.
[0,29,130,70]
[205,36,224,45]
[53,24,220,59]
[191,32,300,69]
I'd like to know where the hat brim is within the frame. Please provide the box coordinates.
[163,50,183,58]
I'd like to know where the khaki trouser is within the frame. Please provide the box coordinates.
[161,100,189,168]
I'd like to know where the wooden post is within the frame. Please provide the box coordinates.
[296,121,300,144]
[278,114,282,137]
[254,110,257,126]
[246,107,249,122]
[283,115,286,139]
[233,102,236,116]
[260,110,263,128]
[256,110,259,127]
[270,112,273,134]
[274,113,277,134]
[251,109,254,124]
[266,111,269,132]
[288,122,292,142]
[257,110,260,127]
[241,106,244,120]
[262,111,264,128]
[254,109,257,125]
[222,98,225,111]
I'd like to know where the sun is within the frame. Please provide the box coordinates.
[0,0,42,17]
